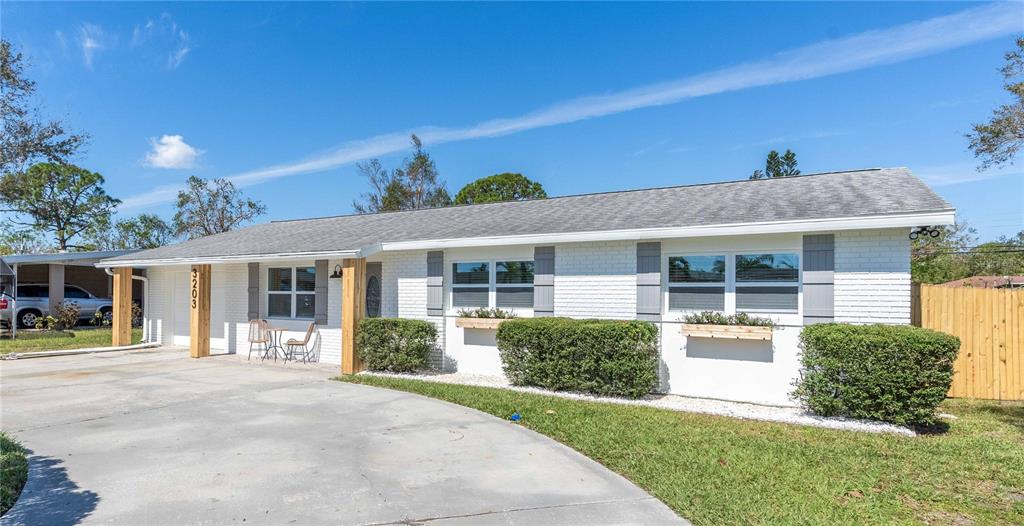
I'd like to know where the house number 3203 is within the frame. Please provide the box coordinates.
[191,269,199,309]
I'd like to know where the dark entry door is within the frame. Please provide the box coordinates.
[365,262,382,318]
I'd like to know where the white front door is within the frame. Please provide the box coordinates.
[172,271,190,347]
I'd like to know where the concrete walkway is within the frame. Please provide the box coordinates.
[0,349,684,525]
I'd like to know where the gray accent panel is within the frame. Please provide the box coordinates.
[427,251,444,316]
[636,242,662,320]
[736,286,799,311]
[802,234,835,324]
[533,246,554,316]
[314,260,328,324]
[247,262,260,320]
[669,287,725,311]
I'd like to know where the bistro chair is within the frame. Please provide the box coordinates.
[247,319,270,361]
[285,323,318,364]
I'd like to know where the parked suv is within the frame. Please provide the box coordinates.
[0,283,114,328]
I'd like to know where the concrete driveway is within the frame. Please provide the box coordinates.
[0,349,683,525]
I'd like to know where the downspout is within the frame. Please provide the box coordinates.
[104,268,150,343]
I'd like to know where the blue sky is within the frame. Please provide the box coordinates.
[5,1,1024,240]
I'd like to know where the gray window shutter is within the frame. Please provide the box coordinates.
[533,246,555,316]
[314,259,328,325]
[802,234,834,325]
[427,251,444,316]
[636,242,662,321]
[247,262,260,320]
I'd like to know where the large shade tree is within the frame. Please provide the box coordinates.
[353,134,451,213]
[1,40,87,176]
[86,213,175,250]
[454,172,547,205]
[173,176,266,239]
[968,37,1024,170]
[0,163,119,251]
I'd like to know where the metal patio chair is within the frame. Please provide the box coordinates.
[284,322,318,364]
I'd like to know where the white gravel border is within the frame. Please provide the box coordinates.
[359,371,916,436]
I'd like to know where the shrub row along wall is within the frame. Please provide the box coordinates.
[793,323,960,426]
[496,317,659,399]
[357,318,437,373]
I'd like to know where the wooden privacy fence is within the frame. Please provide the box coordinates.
[911,283,1023,401]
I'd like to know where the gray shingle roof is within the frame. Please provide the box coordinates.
[104,168,952,263]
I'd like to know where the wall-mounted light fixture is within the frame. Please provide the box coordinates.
[330,264,343,279]
[909,226,941,240]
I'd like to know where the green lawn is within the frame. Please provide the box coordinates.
[339,375,1024,525]
[0,328,142,354]
[0,432,28,517]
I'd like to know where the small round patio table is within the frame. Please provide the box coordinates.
[264,327,286,361]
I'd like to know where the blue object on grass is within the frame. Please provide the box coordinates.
[509,412,522,421]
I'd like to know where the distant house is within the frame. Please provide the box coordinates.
[98,168,955,406]
[941,276,1024,289]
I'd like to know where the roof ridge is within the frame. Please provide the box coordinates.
[271,167,892,224]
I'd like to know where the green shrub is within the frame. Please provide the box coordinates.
[357,318,437,373]
[793,323,960,426]
[0,431,28,516]
[496,318,659,399]
[682,311,774,327]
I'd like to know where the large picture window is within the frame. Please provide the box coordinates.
[267,266,316,319]
[667,251,800,315]
[451,260,534,310]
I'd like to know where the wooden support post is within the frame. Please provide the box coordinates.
[189,264,211,358]
[341,257,366,375]
[112,267,133,347]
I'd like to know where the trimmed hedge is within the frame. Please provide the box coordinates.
[496,318,659,399]
[1,431,28,516]
[793,323,960,426]
[357,318,437,373]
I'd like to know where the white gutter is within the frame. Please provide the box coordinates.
[98,250,360,268]
[375,210,957,252]
[104,268,150,343]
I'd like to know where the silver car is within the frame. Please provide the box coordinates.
[1,283,114,328]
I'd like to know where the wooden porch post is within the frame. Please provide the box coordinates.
[112,267,133,346]
[189,264,211,358]
[341,257,366,375]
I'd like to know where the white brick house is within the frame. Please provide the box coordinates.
[99,168,954,406]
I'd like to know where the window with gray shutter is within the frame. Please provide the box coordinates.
[802,234,834,324]
[667,255,726,312]
[636,242,662,320]
[735,253,799,313]
[314,259,328,324]
[427,251,444,316]
[533,246,554,316]
[247,262,259,320]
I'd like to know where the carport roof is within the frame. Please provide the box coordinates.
[99,167,954,267]
[5,250,138,266]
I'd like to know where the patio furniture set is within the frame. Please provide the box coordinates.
[247,319,320,363]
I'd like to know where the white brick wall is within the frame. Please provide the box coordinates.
[553,240,636,319]
[379,250,445,368]
[834,228,912,324]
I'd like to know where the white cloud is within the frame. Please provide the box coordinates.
[78,24,107,69]
[144,135,202,169]
[120,3,1024,209]
[130,13,192,69]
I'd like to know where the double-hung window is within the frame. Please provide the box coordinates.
[668,255,726,311]
[735,253,799,312]
[267,266,316,319]
[452,262,490,308]
[451,260,535,309]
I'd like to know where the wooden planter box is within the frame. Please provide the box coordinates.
[681,324,773,341]
[454,317,507,330]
